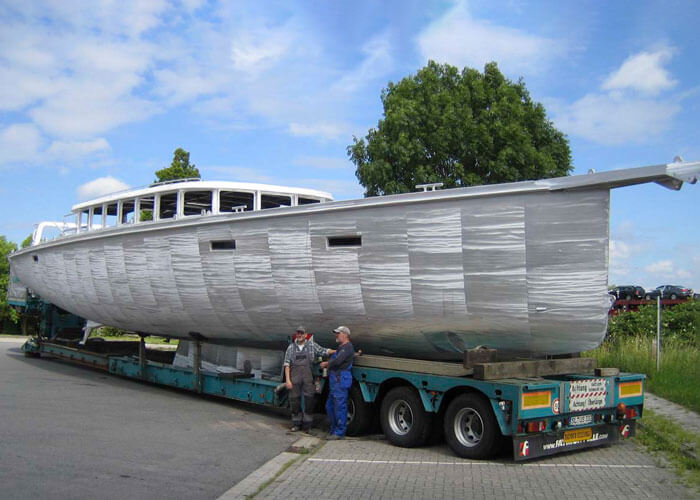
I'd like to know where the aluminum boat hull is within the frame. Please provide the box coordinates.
[9,162,698,360]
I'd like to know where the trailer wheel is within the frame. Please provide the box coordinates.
[380,386,432,447]
[346,385,374,436]
[444,393,499,459]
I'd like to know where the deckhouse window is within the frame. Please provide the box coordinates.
[220,191,254,212]
[91,206,102,230]
[139,196,154,222]
[159,192,177,220]
[79,209,89,231]
[298,197,320,205]
[261,194,291,209]
[183,191,212,216]
[105,203,118,228]
[122,200,135,224]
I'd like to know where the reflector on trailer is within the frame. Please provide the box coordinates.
[619,380,643,398]
[521,390,551,410]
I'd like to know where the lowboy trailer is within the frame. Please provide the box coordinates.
[19,303,644,461]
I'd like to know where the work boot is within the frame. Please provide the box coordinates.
[290,425,301,432]
[326,434,344,440]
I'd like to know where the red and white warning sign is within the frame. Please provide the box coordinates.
[569,378,607,412]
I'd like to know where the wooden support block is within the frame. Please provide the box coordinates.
[463,348,498,369]
[473,357,597,380]
[595,367,620,376]
[354,354,472,377]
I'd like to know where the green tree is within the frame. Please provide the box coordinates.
[21,234,32,248]
[154,148,200,183]
[348,61,572,196]
[0,236,19,325]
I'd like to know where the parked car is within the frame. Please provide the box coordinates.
[609,285,645,300]
[644,285,694,300]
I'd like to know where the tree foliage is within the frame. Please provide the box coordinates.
[154,148,200,183]
[348,61,572,196]
[21,235,31,248]
[0,236,19,325]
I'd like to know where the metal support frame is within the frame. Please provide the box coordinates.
[139,335,147,380]
[193,340,202,393]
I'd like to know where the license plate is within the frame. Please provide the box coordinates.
[564,427,593,444]
[569,414,593,426]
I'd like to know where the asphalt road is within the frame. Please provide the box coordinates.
[0,339,297,500]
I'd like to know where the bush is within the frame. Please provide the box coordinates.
[608,300,699,346]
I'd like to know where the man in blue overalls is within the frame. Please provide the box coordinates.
[320,325,355,440]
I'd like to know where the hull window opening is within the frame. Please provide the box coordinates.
[261,194,291,209]
[328,236,362,247]
[159,192,177,220]
[298,197,320,205]
[211,240,236,250]
[183,191,213,216]
[220,191,254,213]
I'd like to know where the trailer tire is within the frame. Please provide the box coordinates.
[380,386,432,447]
[346,385,374,436]
[444,393,499,459]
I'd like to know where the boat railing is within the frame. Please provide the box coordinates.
[150,178,202,187]
[32,221,78,246]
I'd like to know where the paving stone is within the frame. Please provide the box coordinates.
[254,437,697,500]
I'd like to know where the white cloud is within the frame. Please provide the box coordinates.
[552,46,682,145]
[230,24,297,75]
[645,260,674,274]
[417,2,561,74]
[602,47,677,95]
[288,122,350,141]
[554,92,680,145]
[77,176,130,200]
[0,123,43,165]
[332,33,393,93]
[46,138,111,160]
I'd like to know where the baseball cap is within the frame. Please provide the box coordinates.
[333,326,350,336]
[295,325,306,333]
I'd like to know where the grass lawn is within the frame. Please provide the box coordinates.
[585,336,700,413]
[637,409,700,492]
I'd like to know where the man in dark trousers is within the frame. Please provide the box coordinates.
[320,325,355,440]
[283,326,331,432]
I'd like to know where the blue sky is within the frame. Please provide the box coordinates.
[1,0,698,291]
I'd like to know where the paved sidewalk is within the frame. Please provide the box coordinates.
[254,437,696,500]
[250,391,700,500]
[644,392,700,434]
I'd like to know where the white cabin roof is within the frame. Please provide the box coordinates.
[71,180,334,212]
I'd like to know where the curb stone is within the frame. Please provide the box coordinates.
[217,436,322,500]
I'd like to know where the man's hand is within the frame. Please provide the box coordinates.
[320,361,328,369]
[285,380,293,390]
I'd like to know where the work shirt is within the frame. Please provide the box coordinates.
[327,341,354,373]
[283,341,329,367]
